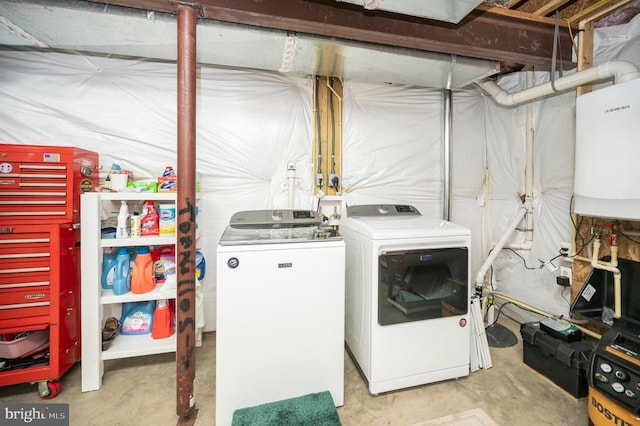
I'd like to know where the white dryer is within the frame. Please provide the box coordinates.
[216,209,345,426]
[340,204,471,394]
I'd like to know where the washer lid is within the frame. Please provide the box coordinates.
[342,214,470,240]
[220,209,341,245]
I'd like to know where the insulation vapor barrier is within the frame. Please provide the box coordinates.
[0,14,638,328]
[0,51,313,331]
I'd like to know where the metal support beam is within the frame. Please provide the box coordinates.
[176,4,197,423]
[90,0,575,69]
[442,89,452,221]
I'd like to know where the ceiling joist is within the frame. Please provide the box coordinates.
[569,0,635,24]
[89,0,575,69]
[533,0,572,16]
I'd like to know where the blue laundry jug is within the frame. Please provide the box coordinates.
[121,300,156,335]
[113,247,131,295]
[101,249,117,290]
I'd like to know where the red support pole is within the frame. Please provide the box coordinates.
[176,4,197,421]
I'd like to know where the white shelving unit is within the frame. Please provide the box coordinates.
[80,191,201,392]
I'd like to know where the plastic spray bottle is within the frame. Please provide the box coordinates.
[115,200,130,239]
[140,200,159,236]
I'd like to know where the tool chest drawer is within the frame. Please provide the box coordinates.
[0,226,55,323]
[0,287,50,321]
[0,144,98,223]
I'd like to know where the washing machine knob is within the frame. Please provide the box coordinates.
[378,205,389,215]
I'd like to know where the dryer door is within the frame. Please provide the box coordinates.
[378,247,468,326]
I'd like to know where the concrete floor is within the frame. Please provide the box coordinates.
[0,317,588,425]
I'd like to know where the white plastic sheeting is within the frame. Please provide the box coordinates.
[0,14,638,331]
[341,83,444,218]
[0,50,314,331]
[341,15,640,323]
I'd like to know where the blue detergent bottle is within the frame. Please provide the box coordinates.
[101,249,117,290]
[113,247,131,295]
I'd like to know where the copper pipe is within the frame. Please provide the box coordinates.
[176,4,197,420]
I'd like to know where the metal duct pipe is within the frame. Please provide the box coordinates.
[443,89,452,221]
[477,60,639,107]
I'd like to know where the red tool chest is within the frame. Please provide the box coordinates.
[0,143,98,398]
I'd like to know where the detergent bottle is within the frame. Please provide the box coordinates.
[151,299,174,339]
[101,249,117,290]
[131,246,155,294]
[120,300,156,335]
[112,247,131,295]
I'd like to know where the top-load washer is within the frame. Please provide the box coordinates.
[340,204,471,394]
[216,209,345,426]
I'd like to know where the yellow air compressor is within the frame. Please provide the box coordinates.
[587,319,640,425]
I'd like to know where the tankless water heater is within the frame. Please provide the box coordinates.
[574,78,640,220]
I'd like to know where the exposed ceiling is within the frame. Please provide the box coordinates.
[0,0,638,89]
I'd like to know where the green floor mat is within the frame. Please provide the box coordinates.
[231,391,342,426]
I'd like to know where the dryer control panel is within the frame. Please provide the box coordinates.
[347,204,421,217]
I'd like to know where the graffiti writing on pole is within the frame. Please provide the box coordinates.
[177,197,196,348]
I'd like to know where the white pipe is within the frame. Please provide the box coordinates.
[505,72,535,251]
[287,162,296,209]
[591,239,622,318]
[475,207,528,296]
[477,60,640,107]
[491,292,602,340]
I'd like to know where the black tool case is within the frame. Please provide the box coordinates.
[520,322,596,398]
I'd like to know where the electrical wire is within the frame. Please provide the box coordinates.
[620,231,640,245]
[506,248,538,270]
[569,194,594,256]
[566,18,578,54]
[560,286,571,306]
[485,301,512,327]
[486,300,546,328]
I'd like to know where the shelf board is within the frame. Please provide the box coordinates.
[92,192,201,201]
[97,192,177,201]
[101,235,176,248]
[101,333,176,360]
[101,284,176,304]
